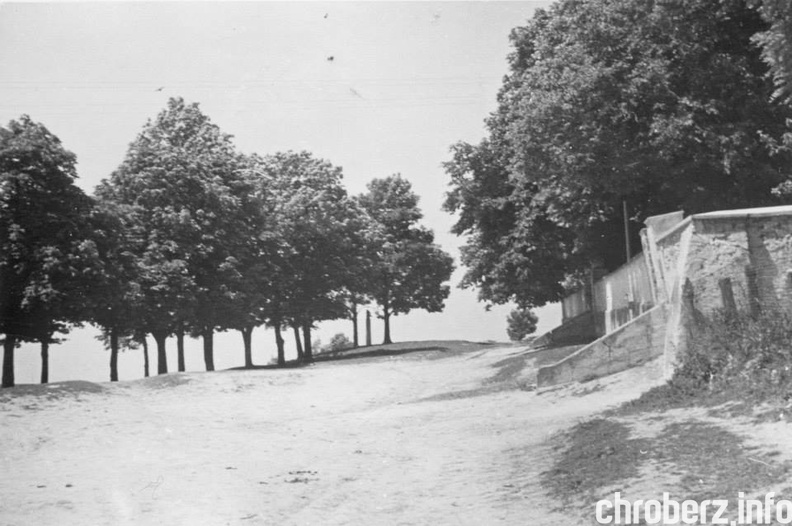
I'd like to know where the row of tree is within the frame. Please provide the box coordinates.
[444,0,792,310]
[0,97,454,388]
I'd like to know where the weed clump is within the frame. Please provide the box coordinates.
[620,308,792,414]
[680,308,792,399]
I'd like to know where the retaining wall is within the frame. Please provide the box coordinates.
[537,205,792,388]
[532,311,598,349]
[536,304,668,386]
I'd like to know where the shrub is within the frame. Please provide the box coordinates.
[675,308,792,399]
[617,308,792,415]
[324,333,353,353]
[506,308,538,341]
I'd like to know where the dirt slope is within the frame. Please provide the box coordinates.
[1,343,670,525]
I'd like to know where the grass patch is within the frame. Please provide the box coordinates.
[545,308,792,520]
[482,344,584,387]
[610,379,715,416]
[678,309,792,401]
[614,308,792,417]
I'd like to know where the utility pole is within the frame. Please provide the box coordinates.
[623,199,631,263]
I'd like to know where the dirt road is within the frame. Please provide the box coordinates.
[0,342,666,525]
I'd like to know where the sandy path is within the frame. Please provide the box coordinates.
[0,345,666,526]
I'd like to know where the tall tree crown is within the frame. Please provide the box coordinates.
[445,0,792,308]
[1,116,97,387]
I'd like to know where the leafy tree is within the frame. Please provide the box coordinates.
[446,0,792,308]
[506,308,538,341]
[98,97,249,373]
[359,175,454,344]
[750,0,792,197]
[338,215,383,349]
[258,151,370,362]
[26,232,103,384]
[752,0,792,102]
[444,141,574,308]
[0,116,95,387]
[86,200,145,381]
[224,155,280,368]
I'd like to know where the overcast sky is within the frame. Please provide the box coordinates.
[0,1,560,383]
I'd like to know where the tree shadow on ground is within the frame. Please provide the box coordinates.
[416,344,585,403]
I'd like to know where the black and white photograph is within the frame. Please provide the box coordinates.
[2,1,792,524]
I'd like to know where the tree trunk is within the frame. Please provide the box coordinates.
[152,330,168,375]
[382,304,392,345]
[302,323,313,363]
[110,328,119,382]
[40,339,49,384]
[351,303,359,349]
[203,327,215,372]
[176,328,185,372]
[241,326,254,368]
[141,336,150,378]
[274,324,285,366]
[293,325,304,361]
[2,335,15,388]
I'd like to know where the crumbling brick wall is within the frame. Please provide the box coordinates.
[661,208,792,377]
[685,213,792,316]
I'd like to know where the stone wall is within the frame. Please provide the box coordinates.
[552,250,655,343]
[591,254,654,334]
[653,218,691,301]
[562,288,589,321]
[537,205,792,388]
[661,209,792,373]
[536,305,668,386]
[656,219,694,376]
[686,211,792,315]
